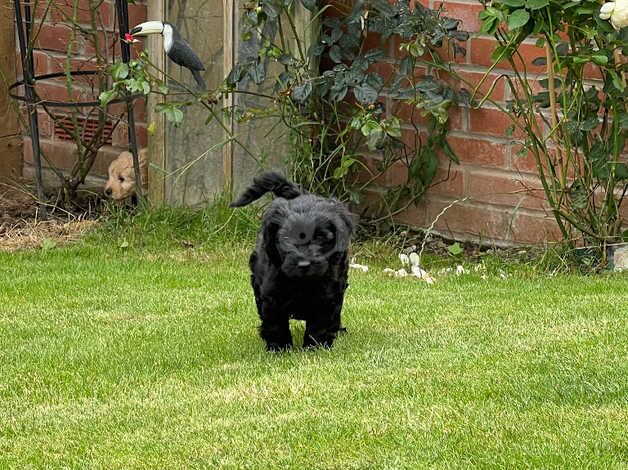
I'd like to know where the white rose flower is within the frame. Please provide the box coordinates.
[395,268,408,277]
[600,0,628,30]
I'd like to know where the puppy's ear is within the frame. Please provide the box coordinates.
[261,218,282,265]
[339,210,357,235]
[332,204,356,250]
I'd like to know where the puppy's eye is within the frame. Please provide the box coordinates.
[118,176,125,183]
[299,232,306,240]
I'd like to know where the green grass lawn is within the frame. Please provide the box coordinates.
[1,229,627,467]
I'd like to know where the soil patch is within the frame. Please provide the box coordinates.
[1,180,102,251]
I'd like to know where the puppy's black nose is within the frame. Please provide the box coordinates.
[105,188,112,197]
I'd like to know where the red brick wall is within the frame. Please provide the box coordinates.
[19,0,147,186]
[367,0,567,245]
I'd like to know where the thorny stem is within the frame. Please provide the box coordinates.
[417,197,469,266]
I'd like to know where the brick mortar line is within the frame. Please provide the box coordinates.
[33,17,120,32]
[376,57,604,87]
[24,135,134,151]
[425,193,552,218]
[464,165,538,183]
[362,186,551,219]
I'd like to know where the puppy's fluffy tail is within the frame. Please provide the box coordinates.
[230,171,301,207]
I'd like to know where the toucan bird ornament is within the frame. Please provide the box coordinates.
[129,21,206,90]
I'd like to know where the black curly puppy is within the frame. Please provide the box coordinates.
[231,172,354,351]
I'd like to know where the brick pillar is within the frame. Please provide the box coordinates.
[0,0,21,179]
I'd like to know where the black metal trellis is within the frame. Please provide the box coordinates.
[10,0,144,218]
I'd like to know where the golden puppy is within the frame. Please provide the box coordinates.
[104,148,148,200]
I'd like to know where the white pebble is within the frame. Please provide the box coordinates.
[395,268,408,277]
[349,263,369,272]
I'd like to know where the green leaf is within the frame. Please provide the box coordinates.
[360,120,380,137]
[421,150,438,186]
[329,85,347,102]
[332,157,358,179]
[111,62,129,80]
[448,242,463,256]
[384,117,402,138]
[580,116,599,131]
[291,82,312,102]
[591,54,608,66]
[156,103,185,126]
[480,17,498,35]
[610,71,626,92]
[614,163,628,180]
[442,138,459,164]
[169,108,184,126]
[299,0,317,11]
[249,61,266,85]
[498,0,525,6]
[262,0,279,18]
[562,1,580,9]
[329,45,342,63]
[525,0,548,10]
[99,89,117,107]
[532,56,547,66]
[571,56,589,65]
[508,9,530,30]
[353,84,378,104]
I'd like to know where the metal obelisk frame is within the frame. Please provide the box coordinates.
[13,0,46,218]
[114,0,144,206]
[11,0,143,217]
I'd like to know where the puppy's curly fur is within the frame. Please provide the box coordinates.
[232,172,354,351]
